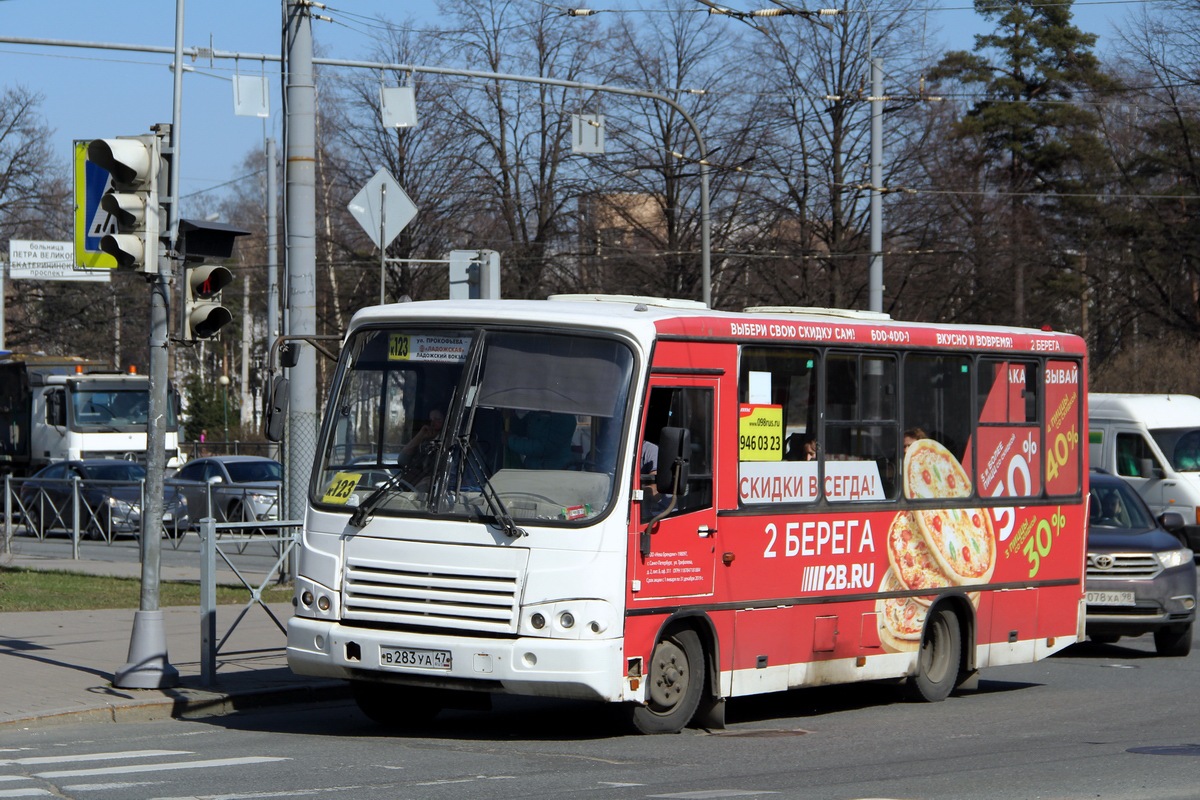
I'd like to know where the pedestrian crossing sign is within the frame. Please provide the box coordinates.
[73,140,119,270]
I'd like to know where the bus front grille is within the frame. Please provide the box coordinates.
[342,559,520,634]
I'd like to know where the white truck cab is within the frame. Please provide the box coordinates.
[1088,392,1200,548]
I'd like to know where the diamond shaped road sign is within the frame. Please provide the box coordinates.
[348,168,417,249]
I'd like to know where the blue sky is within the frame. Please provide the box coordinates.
[0,0,1135,214]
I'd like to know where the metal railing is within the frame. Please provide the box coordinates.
[2,474,173,556]
[198,516,301,686]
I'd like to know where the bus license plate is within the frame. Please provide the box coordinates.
[1086,590,1135,606]
[380,647,452,670]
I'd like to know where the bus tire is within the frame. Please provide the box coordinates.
[630,628,705,734]
[907,607,961,703]
[350,681,443,729]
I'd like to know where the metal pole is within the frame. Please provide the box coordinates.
[3,475,10,554]
[868,56,884,314]
[266,137,279,342]
[71,475,80,560]
[199,516,217,686]
[379,182,387,305]
[284,0,318,526]
[114,0,182,690]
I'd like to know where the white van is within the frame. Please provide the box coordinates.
[1088,393,1200,549]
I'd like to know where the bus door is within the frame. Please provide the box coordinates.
[631,379,718,600]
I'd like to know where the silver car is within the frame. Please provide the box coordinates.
[166,455,282,527]
[1086,470,1197,656]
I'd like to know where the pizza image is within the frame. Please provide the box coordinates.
[905,438,971,499]
[912,506,996,585]
[886,510,951,598]
[876,567,926,653]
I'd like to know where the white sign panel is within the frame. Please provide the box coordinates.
[9,240,110,282]
[233,75,270,118]
[347,168,417,250]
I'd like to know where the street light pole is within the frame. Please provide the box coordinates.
[219,374,230,443]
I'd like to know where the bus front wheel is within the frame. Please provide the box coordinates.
[907,607,961,702]
[630,628,706,734]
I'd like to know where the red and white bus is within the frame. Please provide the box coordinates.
[285,295,1087,733]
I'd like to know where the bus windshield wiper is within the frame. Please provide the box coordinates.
[459,437,526,538]
[347,470,410,528]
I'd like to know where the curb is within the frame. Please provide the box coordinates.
[0,682,350,731]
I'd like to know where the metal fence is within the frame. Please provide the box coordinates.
[198,517,300,685]
[1,474,283,556]
[2,474,168,556]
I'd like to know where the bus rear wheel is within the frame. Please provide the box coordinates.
[630,629,705,734]
[907,607,961,702]
[350,681,444,730]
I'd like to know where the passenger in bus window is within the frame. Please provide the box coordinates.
[505,410,577,469]
[401,409,444,463]
[786,433,817,461]
[903,427,928,451]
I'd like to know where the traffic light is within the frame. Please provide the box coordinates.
[86,134,163,273]
[178,219,250,341]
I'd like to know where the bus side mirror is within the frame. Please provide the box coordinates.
[264,376,289,442]
[656,426,690,495]
[279,342,300,369]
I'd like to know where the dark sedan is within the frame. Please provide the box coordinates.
[1086,470,1196,656]
[19,459,189,539]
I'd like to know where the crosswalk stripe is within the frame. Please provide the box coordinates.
[0,751,189,767]
[36,756,289,780]
[0,788,54,798]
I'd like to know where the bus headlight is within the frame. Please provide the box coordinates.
[521,600,617,639]
[294,576,338,619]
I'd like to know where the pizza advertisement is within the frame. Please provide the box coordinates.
[878,437,994,651]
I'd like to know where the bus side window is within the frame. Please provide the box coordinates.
[640,385,714,521]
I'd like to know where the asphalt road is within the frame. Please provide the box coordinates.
[2,631,1198,800]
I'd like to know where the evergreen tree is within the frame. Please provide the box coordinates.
[929,0,1117,326]
[182,374,240,444]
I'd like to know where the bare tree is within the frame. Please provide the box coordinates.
[745,0,929,311]
[434,0,607,299]
[0,85,148,366]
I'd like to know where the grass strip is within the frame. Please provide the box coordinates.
[0,567,293,613]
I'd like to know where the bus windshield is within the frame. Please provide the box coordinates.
[314,327,635,525]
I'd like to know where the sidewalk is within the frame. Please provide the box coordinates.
[0,552,348,730]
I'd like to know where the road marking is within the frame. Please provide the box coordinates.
[0,750,189,767]
[0,789,53,798]
[648,792,780,798]
[35,756,289,780]
[60,782,164,793]
[147,788,368,800]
